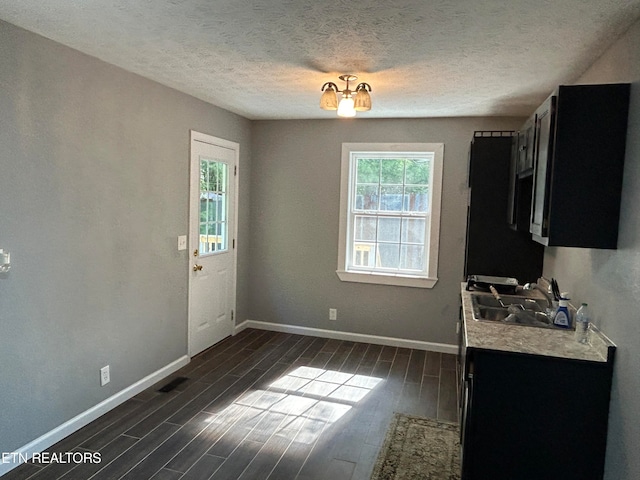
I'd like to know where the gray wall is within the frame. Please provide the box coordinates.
[0,20,252,453]
[7,10,637,476]
[542,18,640,480]
[248,117,522,345]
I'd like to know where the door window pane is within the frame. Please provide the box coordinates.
[199,159,228,255]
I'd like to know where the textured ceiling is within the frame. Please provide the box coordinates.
[1,1,640,120]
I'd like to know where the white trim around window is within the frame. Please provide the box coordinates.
[336,142,444,288]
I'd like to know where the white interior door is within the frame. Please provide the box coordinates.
[188,131,238,357]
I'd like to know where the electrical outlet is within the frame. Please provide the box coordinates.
[100,365,110,386]
[329,308,337,321]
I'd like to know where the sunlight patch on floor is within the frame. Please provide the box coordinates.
[203,366,384,447]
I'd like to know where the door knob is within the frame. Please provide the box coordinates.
[193,264,203,272]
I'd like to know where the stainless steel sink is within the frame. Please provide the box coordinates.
[470,293,557,328]
[476,306,511,321]
[472,294,547,312]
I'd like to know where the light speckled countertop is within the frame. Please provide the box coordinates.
[461,284,615,363]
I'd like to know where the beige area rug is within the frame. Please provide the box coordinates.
[371,413,461,480]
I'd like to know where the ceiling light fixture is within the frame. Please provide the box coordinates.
[320,74,372,117]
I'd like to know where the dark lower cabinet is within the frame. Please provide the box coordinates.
[460,347,614,480]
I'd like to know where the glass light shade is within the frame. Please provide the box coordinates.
[337,96,356,117]
[354,89,371,111]
[320,88,338,110]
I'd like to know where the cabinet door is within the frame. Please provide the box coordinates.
[530,95,556,238]
[521,120,535,174]
[508,120,536,232]
[507,136,519,226]
[460,349,613,480]
[460,359,474,479]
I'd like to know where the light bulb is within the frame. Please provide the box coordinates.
[337,96,356,117]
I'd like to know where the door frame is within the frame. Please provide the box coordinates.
[188,130,239,357]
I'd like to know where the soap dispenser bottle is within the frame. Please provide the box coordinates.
[554,292,571,328]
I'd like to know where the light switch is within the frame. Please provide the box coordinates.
[177,235,187,251]
[0,249,10,273]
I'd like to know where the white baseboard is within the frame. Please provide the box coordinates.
[234,319,457,355]
[0,355,190,476]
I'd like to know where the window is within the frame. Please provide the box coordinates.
[337,143,444,288]
[199,159,228,254]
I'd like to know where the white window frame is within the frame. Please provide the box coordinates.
[336,143,444,288]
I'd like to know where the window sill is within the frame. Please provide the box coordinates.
[336,270,438,289]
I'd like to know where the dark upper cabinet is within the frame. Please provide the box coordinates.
[507,118,535,231]
[530,95,556,238]
[529,83,630,248]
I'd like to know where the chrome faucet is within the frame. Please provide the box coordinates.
[523,282,554,308]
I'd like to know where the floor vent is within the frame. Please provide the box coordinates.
[158,376,189,393]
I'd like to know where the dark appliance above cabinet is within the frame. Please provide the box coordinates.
[464,132,544,284]
[529,83,630,248]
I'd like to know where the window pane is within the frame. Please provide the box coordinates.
[380,159,404,184]
[401,218,426,243]
[380,185,403,211]
[356,185,379,210]
[378,244,400,268]
[404,186,429,212]
[353,243,375,267]
[378,217,401,243]
[357,158,380,184]
[405,159,430,185]
[354,216,377,241]
[400,245,425,270]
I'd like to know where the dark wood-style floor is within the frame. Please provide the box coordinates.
[3,329,459,480]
